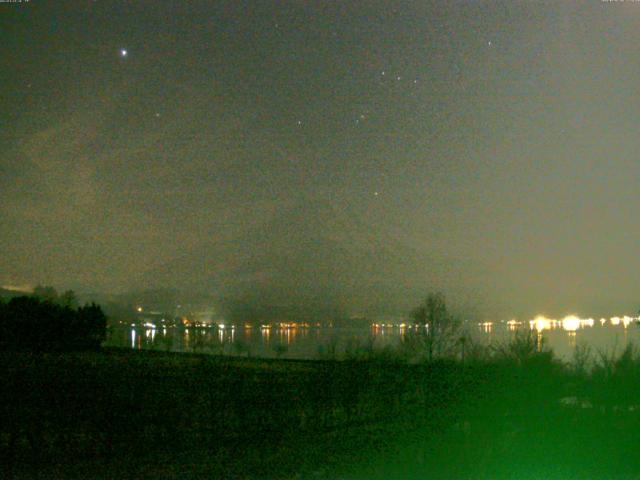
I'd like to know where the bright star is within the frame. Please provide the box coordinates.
[120,49,128,57]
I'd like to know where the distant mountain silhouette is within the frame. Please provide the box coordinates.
[137,201,464,319]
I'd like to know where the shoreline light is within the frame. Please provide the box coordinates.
[561,315,580,332]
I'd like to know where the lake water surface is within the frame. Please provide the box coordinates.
[104,317,640,361]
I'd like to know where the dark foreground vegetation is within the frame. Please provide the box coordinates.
[3,338,640,479]
[2,293,640,478]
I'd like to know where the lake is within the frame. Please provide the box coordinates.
[104,315,640,361]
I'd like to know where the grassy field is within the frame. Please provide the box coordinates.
[2,345,640,479]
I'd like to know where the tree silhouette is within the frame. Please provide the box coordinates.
[59,290,79,309]
[76,303,107,349]
[33,285,58,302]
[410,292,460,361]
[0,296,107,352]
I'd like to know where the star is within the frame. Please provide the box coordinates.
[120,49,128,57]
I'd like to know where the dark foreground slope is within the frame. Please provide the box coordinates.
[2,347,640,479]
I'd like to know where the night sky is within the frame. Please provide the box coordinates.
[1,1,639,319]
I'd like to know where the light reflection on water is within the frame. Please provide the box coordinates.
[105,317,640,360]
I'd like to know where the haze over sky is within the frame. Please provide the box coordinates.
[1,1,639,319]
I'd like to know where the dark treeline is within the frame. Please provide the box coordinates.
[0,295,106,352]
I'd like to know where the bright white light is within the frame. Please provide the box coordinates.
[530,315,551,332]
[120,49,128,57]
[562,315,580,332]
